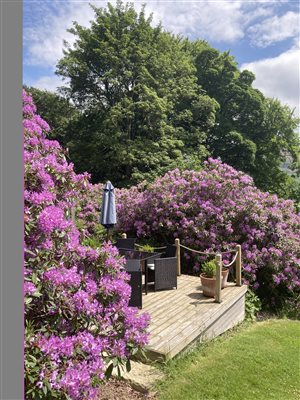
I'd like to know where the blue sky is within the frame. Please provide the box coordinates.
[23,0,300,116]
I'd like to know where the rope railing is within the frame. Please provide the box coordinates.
[222,251,238,268]
[178,243,216,255]
[178,243,237,257]
[220,249,238,255]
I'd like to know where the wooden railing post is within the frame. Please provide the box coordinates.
[121,233,127,239]
[215,253,222,303]
[236,245,242,286]
[175,238,181,276]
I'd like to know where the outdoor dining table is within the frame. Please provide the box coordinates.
[118,248,163,295]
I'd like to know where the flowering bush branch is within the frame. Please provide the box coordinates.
[23,90,150,400]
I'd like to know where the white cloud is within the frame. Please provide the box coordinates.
[248,11,299,47]
[24,1,300,71]
[24,1,97,67]
[241,46,300,117]
[141,1,245,42]
[23,0,270,69]
[242,4,275,25]
[26,75,66,93]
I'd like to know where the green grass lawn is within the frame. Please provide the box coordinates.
[156,319,300,400]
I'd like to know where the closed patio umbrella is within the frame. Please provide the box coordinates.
[100,181,117,240]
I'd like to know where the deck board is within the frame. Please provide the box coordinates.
[140,275,247,360]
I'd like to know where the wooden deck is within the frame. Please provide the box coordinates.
[141,275,247,361]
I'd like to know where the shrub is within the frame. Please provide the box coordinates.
[116,160,300,315]
[202,260,217,278]
[245,289,262,321]
[23,90,150,400]
[75,182,103,236]
[138,244,155,253]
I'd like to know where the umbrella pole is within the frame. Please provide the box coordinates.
[107,228,112,242]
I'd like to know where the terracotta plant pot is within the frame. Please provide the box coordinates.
[200,268,229,297]
[200,273,216,297]
[221,267,229,289]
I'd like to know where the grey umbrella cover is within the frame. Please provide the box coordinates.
[100,181,117,228]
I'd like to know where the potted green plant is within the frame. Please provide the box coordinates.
[200,260,229,297]
[200,260,217,297]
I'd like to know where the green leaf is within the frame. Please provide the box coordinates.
[126,359,131,373]
[117,365,122,377]
[28,375,35,383]
[105,363,114,379]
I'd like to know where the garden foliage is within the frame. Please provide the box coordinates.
[23,90,150,400]
[53,1,299,204]
[116,159,300,315]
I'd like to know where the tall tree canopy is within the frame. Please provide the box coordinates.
[56,2,218,186]
[52,1,299,201]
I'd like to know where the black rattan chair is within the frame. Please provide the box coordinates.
[146,243,176,267]
[125,259,142,308]
[115,238,136,250]
[147,254,177,292]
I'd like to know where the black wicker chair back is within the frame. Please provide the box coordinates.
[147,256,177,292]
[125,259,142,308]
[154,257,177,291]
[115,238,136,250]
[164,244,177,258]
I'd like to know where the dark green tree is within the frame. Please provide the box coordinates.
[192,43,300,199]
[253,98,300,202]
[23,85,80,144]
[56,1,218,186]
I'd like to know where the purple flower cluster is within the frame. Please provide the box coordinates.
[43,266,81,287]
[116,159,300,312]
[38,206,68,234]
[23,90,150,400]
[37,333,106,398]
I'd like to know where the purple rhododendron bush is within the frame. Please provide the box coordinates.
[116,160,300,315]
[23,90,150,400]
[76,183,103,236]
